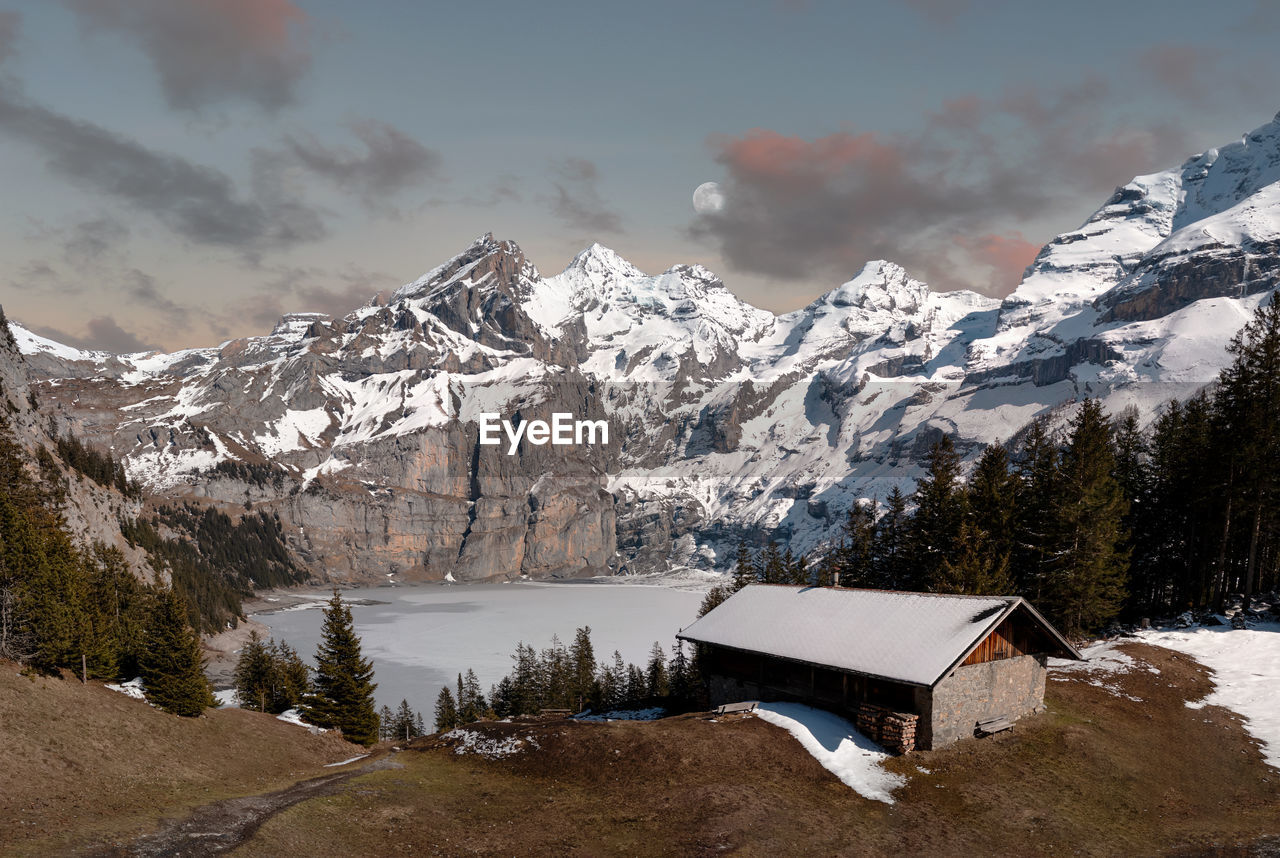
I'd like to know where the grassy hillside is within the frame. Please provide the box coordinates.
[0,664,361,857]
[239,642,1278,857]
[5,642,1277,856]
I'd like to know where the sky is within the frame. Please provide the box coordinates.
[0,0,1278,352]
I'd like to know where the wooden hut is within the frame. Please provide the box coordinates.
[678,585,1081,750]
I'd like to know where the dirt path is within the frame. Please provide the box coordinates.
[88,753,401,857]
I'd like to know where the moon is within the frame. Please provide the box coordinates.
[692,181,725,214]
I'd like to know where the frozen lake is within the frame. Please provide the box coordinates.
[253,581,706,722]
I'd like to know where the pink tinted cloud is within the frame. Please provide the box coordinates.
[693,82,1193,295]
[956,232,1041,293]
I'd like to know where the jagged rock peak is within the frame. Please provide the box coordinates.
[392,233,536,302]
[822,260,930,314]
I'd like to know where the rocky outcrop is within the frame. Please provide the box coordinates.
[0,308,156,582]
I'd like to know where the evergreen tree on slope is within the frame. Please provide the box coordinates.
[302,589,379,745]
[140,586,215,717]
[1044,400,1128,636]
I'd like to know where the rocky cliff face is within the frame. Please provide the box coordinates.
[0,312,155,581]
[12,113,1280,583]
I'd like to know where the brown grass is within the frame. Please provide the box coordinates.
[0,663,362,857]
[235,643,1279,858]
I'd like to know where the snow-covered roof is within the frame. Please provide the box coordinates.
[678,585,1079,687]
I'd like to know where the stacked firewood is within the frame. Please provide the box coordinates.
[880,712,918,753]
[855,702,918,753]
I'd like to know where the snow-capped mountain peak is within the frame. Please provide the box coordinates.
[823,260,928,313]
[563,242,645,283]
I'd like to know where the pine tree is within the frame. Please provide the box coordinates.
[872,486,910,589]
[267,639,310,713]
[833,501,877,587]
[139,587,215,717]
[669,640,696,704]
[760,542,787,584]
[569,626,596,712]
[645,641,669,697]
[936,519,1013,595]
[911,435,967,591]
[625,663,647,702]
[233,630,273,711]
[1013,418,1061,601]
[697,583,733,617]
[301,590,379,746]
[732,542,756,590]
[392,699,420,741]
[460,669,485,722]
[935,444,1017,595]
[434,685,459,732]
[378,704,395,741]
[1043,400,1129,635]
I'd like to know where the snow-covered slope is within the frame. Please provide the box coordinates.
[12,112,1280,582]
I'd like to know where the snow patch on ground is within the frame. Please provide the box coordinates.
[574,707,666,722]
[443,728,541,759]
[214,688,238,707]
[105,677,146,700]
[1048,639,1150,700]
[1049,640,1138,674]
[1136,622,1280,770]
[753,702,905,804]
[277,708,327,733]
[324,754,370,768]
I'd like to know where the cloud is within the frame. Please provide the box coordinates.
[60,216,130,267]
[0,11,19,67]
[10,259,79,294]
[692,85,1191,295]
[283,119,442,208]
[0,84,325,253]
[545,158,623,234]
[123,269,190,329]
[229,265,397,333]
[36,316,157,354]
[1139,44,1218,105]
[60,0,310,113]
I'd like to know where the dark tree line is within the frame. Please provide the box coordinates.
[120,504,304,634]
[436,627,700,732]
[208,459,286,490]
[54,430,141,499]
[0,413,214,716]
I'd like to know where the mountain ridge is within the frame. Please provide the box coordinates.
[9,111,1280,582]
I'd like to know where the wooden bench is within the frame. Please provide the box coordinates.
[715,701,758,716]
[975,716,1014,736]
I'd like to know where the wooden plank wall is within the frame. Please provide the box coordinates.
[961,617,1022,665]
